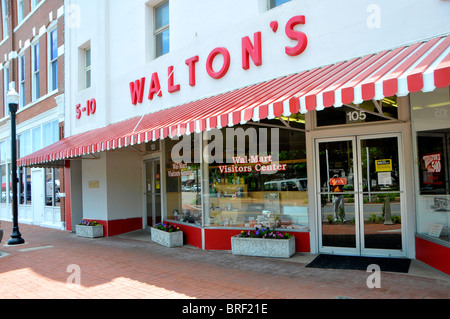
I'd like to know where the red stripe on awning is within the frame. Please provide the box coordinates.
[407,36,450,92]
[434,52,450,88]
[18,35,449,167]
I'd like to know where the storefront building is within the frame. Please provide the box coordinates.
[18,0,450,274]
[0,0,65,230]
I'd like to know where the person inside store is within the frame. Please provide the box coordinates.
[330,174,346,222]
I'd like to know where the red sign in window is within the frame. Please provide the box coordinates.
[330,178,347,186]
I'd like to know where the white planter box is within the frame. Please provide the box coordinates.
[151,227,183,248]
[75,225,104,238]
[231,235,295,258]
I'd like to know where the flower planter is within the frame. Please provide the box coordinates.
[75,225,104,238]
[231,235,295,258]
[151,227,183,248]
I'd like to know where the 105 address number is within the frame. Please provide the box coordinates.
[347,110,366,122]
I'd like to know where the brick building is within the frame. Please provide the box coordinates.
[0,0,65,229]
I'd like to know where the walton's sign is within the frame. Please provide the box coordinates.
[129,15,308,105]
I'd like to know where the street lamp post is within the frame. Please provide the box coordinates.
[7,84,24,246]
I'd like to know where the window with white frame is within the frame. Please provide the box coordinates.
[31,0,39,11]
[19,54,25,108]
[85,47,91,89]
[17,132,31,205]
[48,28,58,92]
[18,167,31,205]
[32,126,41,152]
[2,0,8,39]
[43,120,59,148]
[268,0,291,9]
[0,119,58,207]
[0,140,8,203]
[17,0,24,24]
[154,1,169,58]
[45,168,60,207]
[32,42,40,100]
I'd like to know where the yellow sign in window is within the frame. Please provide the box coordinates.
[375,159,392,172]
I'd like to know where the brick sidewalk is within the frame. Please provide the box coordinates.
[0,222,448,299]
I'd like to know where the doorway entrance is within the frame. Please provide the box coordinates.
[31,169,44,225]
[315,134,405,257]
[145,159,162,227]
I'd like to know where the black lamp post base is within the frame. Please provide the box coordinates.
[7,229,25,245]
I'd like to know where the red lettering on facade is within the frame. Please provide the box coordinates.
[76,98,97,120]
[242,32,262,70]
[185,55,199,87]
[168,66,181,93]
[206,47,231,79]
[128,15,308,106]
[129,77,146,105]
[285,15,308,56]
[76,104,82,119]
[148,72,163,100]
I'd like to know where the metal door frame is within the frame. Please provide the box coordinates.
[144,158,162,228]
[315,133,406,257]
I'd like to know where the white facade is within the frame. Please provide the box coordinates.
[65,0,450,138]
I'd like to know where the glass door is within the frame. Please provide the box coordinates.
[316,134,405,257]
[146,160,162,227]
[317,137,359,255]
[358,135,403,256]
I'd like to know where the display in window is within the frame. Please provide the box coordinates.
[206,126,308,230]
[411,87,450,244]
[417,134,448,194]
[165,136,202,225]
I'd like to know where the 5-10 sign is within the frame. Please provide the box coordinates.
[76,99,97,119]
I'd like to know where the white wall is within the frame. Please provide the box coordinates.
[81,152,108,220]
[79,151,143,222]
[65,0,450,137]
[106,151,143,220]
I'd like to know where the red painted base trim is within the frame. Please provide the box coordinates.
[98,218,311,252]
[204,227,311,252]
[107,217,143,237]
[169,222,202,249]
[79,218,142,237]
[416,236,450,275]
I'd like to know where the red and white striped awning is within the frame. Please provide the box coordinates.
[18,34,450,167]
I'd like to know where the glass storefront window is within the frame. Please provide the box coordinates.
[18,167,32,205]
[45,168,60,207]
[205,125,308,230]
[1,164,6,204]
[411,88,450,244]
[165,135,202,225]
